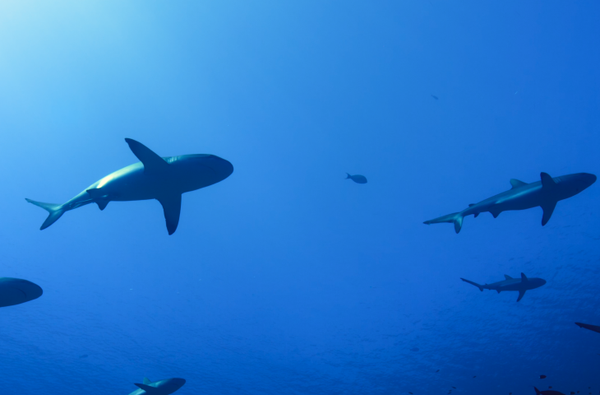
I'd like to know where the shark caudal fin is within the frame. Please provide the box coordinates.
[424,212,464,233]
[25,199,66,230]
[460,278,484,292]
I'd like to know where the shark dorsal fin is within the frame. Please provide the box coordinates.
[521,272,528,282]
[510,179,527,189]
[504,275,513,280]
[540,172,556,188]
[468,203,476,207]
[143,378,152,385]
[125,138,170,174]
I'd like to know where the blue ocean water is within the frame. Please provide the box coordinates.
[1,1,599,394]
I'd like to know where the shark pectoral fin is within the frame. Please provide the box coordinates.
[134,383,158,393]
[510,179,528,189]
[517,290,526,302]
[125,138,170,174]
[541,202,557,226]
[157,194,182,235]
[143,378,152,385]
[86,188,110,211]
[540,172,556,188]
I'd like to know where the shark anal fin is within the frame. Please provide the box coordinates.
[510,179,528,189]
[541,202,557,226]
[86,188,110,210]
[125,138,170,174]
[517,289,526,302]
[134,383,159,393]
[504,275,513,280]
[540,172,556,187]
[143,378,152,385]
[157,194,182,235]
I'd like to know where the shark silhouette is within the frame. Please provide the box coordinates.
[26,139,233,235]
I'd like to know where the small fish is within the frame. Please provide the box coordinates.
[540,375,547,379]
[431,94,439,100]
[346,173,367,184]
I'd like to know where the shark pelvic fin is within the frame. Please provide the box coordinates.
[504,275,513,280]
[25,199,65,230]
[540,172,556,188]
[541,202,556,226]
[517,289,526,302]
[157,194,182,235]
[125,138,170,174]
[143,378,152,385]
[134,383,158,393]
[86,188,110,210]
[424,212,464,233]
[510,179,527,189]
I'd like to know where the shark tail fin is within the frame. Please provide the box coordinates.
[461,278,484,292]
[25,199,65,230]
[424,212,464,233]
[346,173,351,179]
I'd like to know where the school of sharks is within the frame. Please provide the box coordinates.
[0,136,594,394]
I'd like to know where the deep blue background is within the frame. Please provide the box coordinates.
[1,1,599,394]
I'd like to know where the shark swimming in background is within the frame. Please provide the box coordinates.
[461,273,546,302]
[575,322,600,334]
[26,139,233,235]
[129,377,186,395]
[424,172,596,233]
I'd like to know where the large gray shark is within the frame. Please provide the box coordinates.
[0,278,43,307]
[424,172,596,233]
[461,273,546,302]
[26,139,233,235]
[129,377,186,395]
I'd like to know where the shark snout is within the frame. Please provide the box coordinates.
[166,378,186,390]
[207,156,234,180]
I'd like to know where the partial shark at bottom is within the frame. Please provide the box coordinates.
[129,377,186,395]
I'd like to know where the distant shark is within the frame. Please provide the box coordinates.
[461,273,546,302]
[129,377,186,395]
[424,172,596,233]
[575,322,600,334]
[26,139,233,235]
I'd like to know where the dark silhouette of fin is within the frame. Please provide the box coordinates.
[521,273,528,282]
[143,378,152,385]
[534,387,541,395]
[517,289,526,302]
[157,194,182,235]
[540,172,556,188]
[460,278,483,292]
[25,199,65,230]
[86,188,110,210]
[541,202,556,226]
[125,138,170,174]
[134,383,159,393]
[504,275,513,280]
[510,179,527,189]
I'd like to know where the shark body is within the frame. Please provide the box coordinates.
[26,139,233,235]
[0,278,43,307]
[424,172,596,233]
[461,273,546,302]
[129,377,186,395]
[575,322,600,334]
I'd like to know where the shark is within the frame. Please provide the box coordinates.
[575,322,600,334]
[26,138,233,235]
[424,172,596,233]
[129,377,186,395]
[0,278,43,308]
[460,273,546,302]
